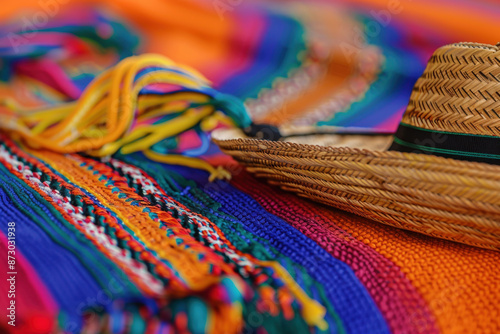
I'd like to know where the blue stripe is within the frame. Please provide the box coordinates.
[0,163,141,333]
[217,13,305,100]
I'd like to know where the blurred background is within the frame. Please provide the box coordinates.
[1,0,499,135]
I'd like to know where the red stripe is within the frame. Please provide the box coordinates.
[0,232,57,334]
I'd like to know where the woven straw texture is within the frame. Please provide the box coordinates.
[214,42,500,251]
[403,42,500,136]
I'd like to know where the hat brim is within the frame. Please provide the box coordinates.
[213,127,500,251]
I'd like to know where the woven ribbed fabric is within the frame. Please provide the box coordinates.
[0,136,333,333]
[165,163,500,334]
[1,1,500,333]
[3,136,500,332]
[119,155,388,334]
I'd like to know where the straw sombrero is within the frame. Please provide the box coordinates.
[213,42,500,251]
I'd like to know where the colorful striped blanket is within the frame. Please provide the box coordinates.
[0,0,499,333]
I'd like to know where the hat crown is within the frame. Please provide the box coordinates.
[401,42,500,137]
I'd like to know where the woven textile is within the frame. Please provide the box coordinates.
[3,139,499,332]
[1,0,500,333]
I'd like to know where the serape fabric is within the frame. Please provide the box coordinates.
[0,0,499,333]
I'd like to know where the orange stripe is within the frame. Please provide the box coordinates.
[27,149,240,292]
[0,141,157,295]
[0,0,234,72]
[341,0,499,43]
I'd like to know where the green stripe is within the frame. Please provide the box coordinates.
[393,137,500,160]
[400,123,500,139]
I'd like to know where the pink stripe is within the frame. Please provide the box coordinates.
[16,59,82,99]
[0,32,82,48]
[375,107,406,132]
[201,10,266,86]
[0,231,58,333]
